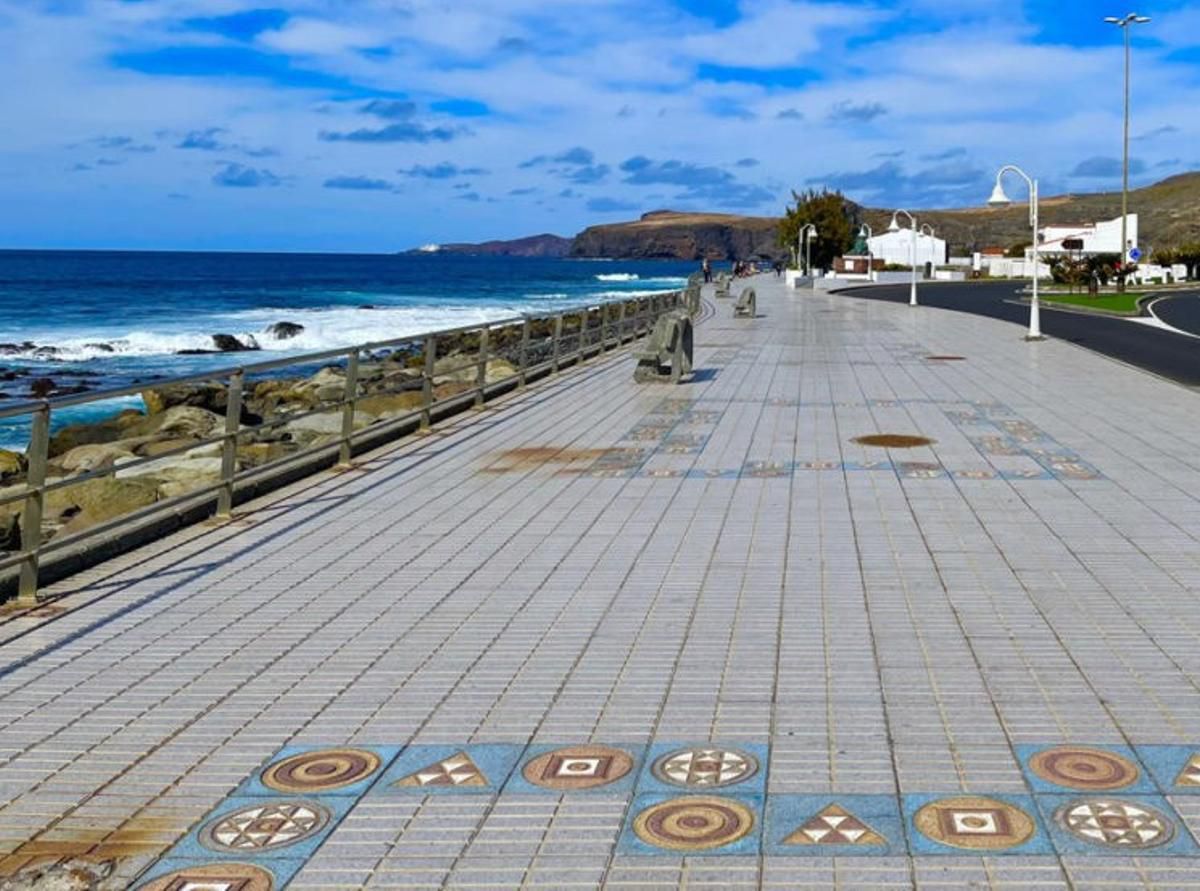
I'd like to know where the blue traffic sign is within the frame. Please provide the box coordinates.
[1128,247,1142,262]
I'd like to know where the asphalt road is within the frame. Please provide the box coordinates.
[836,281,1200,388]
[1151,293,1200,338]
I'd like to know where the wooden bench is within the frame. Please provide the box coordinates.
[734,287,756,318]
[633,312,693,384]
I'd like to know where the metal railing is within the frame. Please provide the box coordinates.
[0,289,684,604]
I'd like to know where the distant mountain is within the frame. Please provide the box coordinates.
[861,172,1200,254]
[570,210,785,261]
[407,233,572,257]
[411,173,1200,262]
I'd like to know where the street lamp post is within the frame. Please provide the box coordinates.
[889,210,918,306]
[801,224,818,278]
[859,223,874,282]
[988,165,1045,341]
[1105,12,1151,292]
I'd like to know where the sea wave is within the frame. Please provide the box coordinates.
[595,273,639,282]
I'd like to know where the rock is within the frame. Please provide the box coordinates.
[136,437,204,457]
[432,357,518,385]
[48,409,147,457]
[266,321,305,340]
[32,346,60,358]
[56,443,138,474]
[355,392,424,417]
[238,441,298,467]
[147,406,225,440]
[284,411,375,445]
[0,449,25,482]
[0,510,20,551]
[29,378,56,398]
[211,333,260,352]
[45,477,159,536]
[142,382,227,416]
[84,342,115,353]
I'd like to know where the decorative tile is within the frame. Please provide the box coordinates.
[686,468,739,479]
[1135,746,1200,794]
[133,860,298,891]
[639,468,686,479]
[371,744,523,795]
[505,743,645,794]
[741,461,792,479]
[618,793,762,856]
[235,745,400,798]
[797,460,843,471]
[896,462,945,479]
[1017,744,1154,795]
[167,796,353,863]
[636,743,767,796]
[1035,793,1200,856]
[903,793,1052,855]
[952,469,998,480]
[764,795,903,857]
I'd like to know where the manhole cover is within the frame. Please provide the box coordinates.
[925,355,966,361]
[853,434,935,448]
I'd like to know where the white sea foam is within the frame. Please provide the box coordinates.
[595,273,640,282]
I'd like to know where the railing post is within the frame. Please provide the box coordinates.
[17,404,50,605]
[216,371,243,519]
[617,302,626,344]
[338,350,359,467]
[421,334,436,431]
[518,318,530,389]
[474,326,489,407]
[552,314,563,373]
[578,310,589,363]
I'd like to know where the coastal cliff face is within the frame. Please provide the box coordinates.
[425,234,572,257]
[570,211,784,261]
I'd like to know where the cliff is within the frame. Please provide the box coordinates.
[570,211,784,261]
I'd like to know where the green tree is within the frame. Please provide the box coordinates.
[778,189,856,270]
[1006,241,1032,259]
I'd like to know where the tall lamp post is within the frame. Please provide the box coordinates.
[1105,12,1150,292]
[888,210,918,306]
[920,224,937,278]
[859,223,874,282]
[801,224,818,278]
[988,165,1045,341]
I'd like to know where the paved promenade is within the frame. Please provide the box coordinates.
[2,277,1200,889]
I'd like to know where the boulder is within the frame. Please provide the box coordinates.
[142,382,229,416]
[238,441,299,467]
[137,437,205,458]
[432,357,518,385]
[56,443,138,474]
[29,378,56,398]
[45,477,159,536]
[145,405,225,440]
[355,392,424,417]
[212,333,260,352]
[48,409,147,457]
[0,449,25,482]
[266,321,305,340]
[284,411,375,446]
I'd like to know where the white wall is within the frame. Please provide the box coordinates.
[1039,214,1137,255]
[867,230,947,267]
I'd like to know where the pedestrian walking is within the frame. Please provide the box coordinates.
[702,258,712,283]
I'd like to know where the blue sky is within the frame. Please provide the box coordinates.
[0,0,1197,251]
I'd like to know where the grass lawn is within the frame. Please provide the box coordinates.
[1034,291,1148,315]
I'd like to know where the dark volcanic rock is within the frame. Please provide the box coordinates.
[30,378,57,398]
[211,334,261,352]
[266,322,305,340]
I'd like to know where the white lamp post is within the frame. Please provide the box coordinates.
[920,224,937,278]
[801,224,818,278]
[988,165,1045,341]
[859,223,874,281]
[889,210,918,306]
[1104,12,1151,293]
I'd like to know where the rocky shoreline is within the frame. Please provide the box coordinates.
[0,305,650,550]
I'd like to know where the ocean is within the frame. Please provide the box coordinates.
[0,250,700,448]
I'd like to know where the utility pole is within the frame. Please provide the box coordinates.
[1105,13,1150,292]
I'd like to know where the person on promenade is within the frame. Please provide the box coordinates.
[702,258,712,283]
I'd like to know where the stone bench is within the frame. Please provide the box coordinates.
[734,287,756,318]
[714,273,732,299]
[685,284,702,316]
[633,311,693,384]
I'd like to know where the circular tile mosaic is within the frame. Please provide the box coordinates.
[1028,746,1139,791]
[523,745,633,790]
[262,748,381,793]
[139,862,274,891]
[913,796,1036,851]
[201,800,330,853]
[651,747,758,788]
[1057,798,1174,849]
[633,796,755,851]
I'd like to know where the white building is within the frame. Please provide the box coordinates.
[1038,214,1137,255]
[866,229,948,268]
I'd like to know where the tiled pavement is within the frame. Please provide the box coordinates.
[2,277,1200,889]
